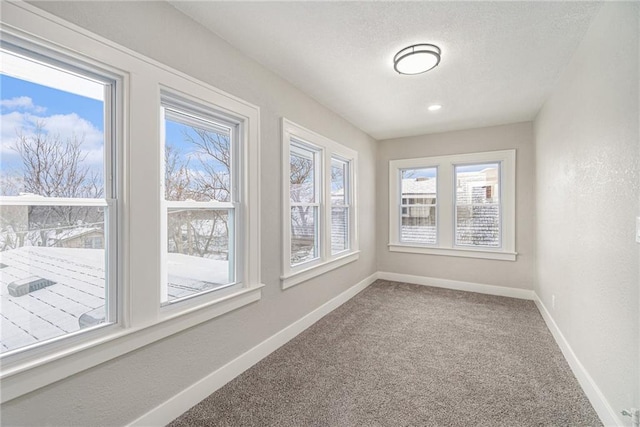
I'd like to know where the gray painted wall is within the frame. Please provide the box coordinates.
[1,2,377,425]
[534,2,639,421]
[376,122,536,290]
[3,1,638,426]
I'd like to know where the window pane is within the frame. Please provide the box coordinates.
[0,49,106,198]
[0,46,114,354]
[290,147,315,204]
[455,205,500,247]
[164,110,231,203]
[0,204,107,354]
[401,168,437,200]
[401,167,437,244]
[331,206,348,254]
[401,206,436,244]
[455,163,500,205]
[291,206,317,265]
[331,158,347,205]
[165,208,232,302]
[455,163,501,247]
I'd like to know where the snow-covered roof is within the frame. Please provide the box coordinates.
[402,178,436,195]
[53,227,102,243]
[0,246,104,352]
[167,253,230,300]
[0,246,229,353]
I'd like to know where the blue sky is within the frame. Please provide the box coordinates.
[1,74,189,148]
[164,119,228,174]
[1,74,105,181]
[1,74,104,129]
[1,74,193,173]
[402,167,437,179]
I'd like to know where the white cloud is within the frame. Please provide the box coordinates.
[0,96,46,113]
[42,113,104,153]
[0,111,104,169]
[0,111,27,157]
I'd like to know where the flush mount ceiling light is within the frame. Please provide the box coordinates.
[428,104,442,111]
[393,43,441,75]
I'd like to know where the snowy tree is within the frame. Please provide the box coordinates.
[1,123,103,249]
[165,129,231,260]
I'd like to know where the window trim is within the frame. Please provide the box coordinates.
[159,91,241,306]
[398,166,439,246]
[0,2,263,403]
[389,149,516,261]
[330,155,351,256]
[289,139,322,267]
[0,33,122,362]
[281,118,359,289]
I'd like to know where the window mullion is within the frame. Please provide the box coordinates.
[129,75,163,327]
[438,162,453,248]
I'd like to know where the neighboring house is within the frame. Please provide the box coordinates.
[401,177,437,219]
[455,167,500,247]
[401,177,437,243]
[53,227,104,249]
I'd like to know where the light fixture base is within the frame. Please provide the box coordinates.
[393,43,441,75]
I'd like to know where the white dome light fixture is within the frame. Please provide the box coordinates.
[393,43,441,75]
[428,104,442,111]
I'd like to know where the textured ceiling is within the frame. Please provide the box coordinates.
[169,1,601,140]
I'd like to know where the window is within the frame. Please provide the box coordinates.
[160,95,238,304]
[0,39,118,355]
[454,163,501,248]
[330,157,350,254]
[281,119,358,288]
[0,3,262,403]
[400,167,437,245]
[289,141,320,265]
[389,150,516,261]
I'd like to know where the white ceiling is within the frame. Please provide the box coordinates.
[170,1,601,140]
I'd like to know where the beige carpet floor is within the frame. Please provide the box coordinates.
[169,280,601,426]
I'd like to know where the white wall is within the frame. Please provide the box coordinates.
[3,2,638,426]
[0,2,377,425]
[534,2,639,424]
[376,122,536,290]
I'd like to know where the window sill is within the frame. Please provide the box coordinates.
[281,251,360,289]
[0,283,264,403]
[388,244,517,261]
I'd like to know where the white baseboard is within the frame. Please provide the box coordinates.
[533,295,621,426]
[129,272,619,427]
[129,272,378,427]
[378,272,619,425]
[377,271,535,300]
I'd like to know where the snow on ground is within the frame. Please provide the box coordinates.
[0,246,229,353]
[167,253,230,300]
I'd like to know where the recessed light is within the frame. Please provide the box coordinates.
[393,44,441,75]
[428,104,442,111]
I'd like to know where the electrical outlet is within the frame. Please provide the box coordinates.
[552,295,556,310]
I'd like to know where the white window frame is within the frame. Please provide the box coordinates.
[289,140,322,266]
[389,150,516,261]
[159,92,241,307]
[281,118,359,289]
[330,155,352,256]
[0,2,262,403]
